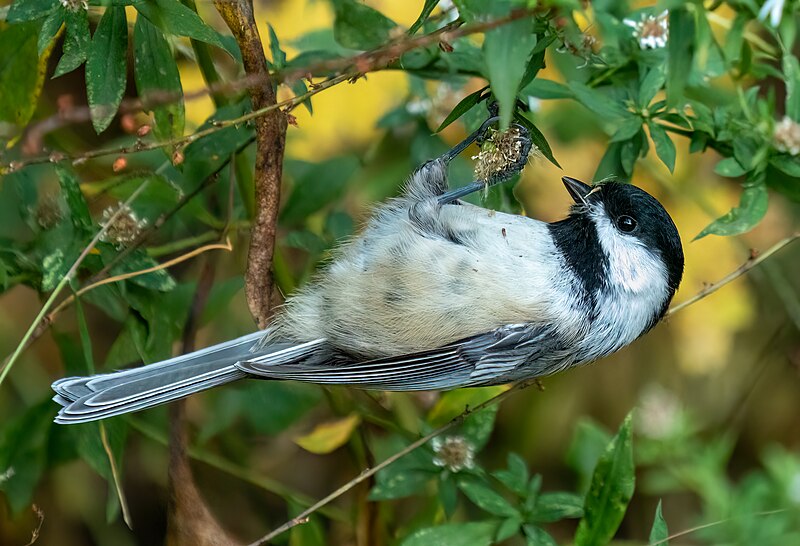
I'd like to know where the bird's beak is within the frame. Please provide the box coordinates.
[561,176,593,205]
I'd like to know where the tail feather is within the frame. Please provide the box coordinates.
[52,331,317,424]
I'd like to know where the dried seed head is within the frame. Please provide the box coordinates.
[99,204,148,247]
[472,126,538,183]
[431,436,475,473]
[59,0,87,12]
[774,116,800,156]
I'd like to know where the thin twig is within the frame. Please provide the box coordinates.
[247,380,540,546]
[99,422,133,529]
[650,508,790,546]
[666,232,800,317]
[23,504,44,546]
[0,180,151,388]
[47,239,232,320]
[4,7,539,172]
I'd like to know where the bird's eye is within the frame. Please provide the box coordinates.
[616,215,637,232]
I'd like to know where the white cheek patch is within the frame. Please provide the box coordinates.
[590,207,667,295]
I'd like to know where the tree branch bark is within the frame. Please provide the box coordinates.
[215,0,287,328]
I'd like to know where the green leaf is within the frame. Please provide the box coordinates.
[134,0,225,50]
[574,413,635,546]
[770,154,800,177]
[533,492,585,522]
[369,470,432,500]
[492,452,529,496]
[647,121,676,172]
[133,16,185,140]
[523,524,558,546]
[428,387,505,449]
[0,400,54,514]
[714,157,747,178]
[267,23,287,69]
[409,0,439,35]
[594,142,625,181]
[495,515,522,542]
[109,249,177,292]
[649,500,669,545]
[483,16,537,129]
[783,53,800,121]
[436,87,486,133]
[55,165,92,230]
[86,7,128,133]
[70,419,128,521]
[0,21,46,125]
[639,66,666,109]
[401,521,498,546]
[6,0,58,23]
[333,0,397,50]
[280,156,360,225]
[459,478,520,517]
[570,82,630,121]
[667,8,694,107]
[54,8,90,77]
[516,116,560,168]
[38,7,64,56]
[695,183,769,239]
[524,79,574,100]
[610,116,643,143]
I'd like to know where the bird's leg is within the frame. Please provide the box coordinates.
[437,122,532,205]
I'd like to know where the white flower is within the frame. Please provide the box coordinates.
[59,0,88,11]
[624,10,669,50]
[432,436,475,472]
[0,467,15,484]
[636,385,681,439]
[758,0,786,28]
[773,116,800,155]
[437,0,460,24]
[406,98,432,116]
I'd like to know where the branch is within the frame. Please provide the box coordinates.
[0,180,152,388]
[3,7,540,172]
[666,232,800,317]
[215,0,286,328]
[246,380,542,546]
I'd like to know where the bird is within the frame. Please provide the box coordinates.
[52,121,684,424]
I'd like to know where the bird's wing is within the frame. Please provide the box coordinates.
[236,323,564,390]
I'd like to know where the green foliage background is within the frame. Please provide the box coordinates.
[1,0,799,544]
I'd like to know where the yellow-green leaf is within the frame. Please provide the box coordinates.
[293,414,361,454]
[0,21,52,126]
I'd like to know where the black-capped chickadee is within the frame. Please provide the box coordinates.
[52,122,684,424]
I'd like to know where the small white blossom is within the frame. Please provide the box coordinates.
[624,10,669,50]
[99,204,148,247]
[437,0,460,24]
[432,436,475,472]
[406,98,432,116]
[773,116,800,155]
[0,467,15,484]
[758,0,786,28]
[636,385,681,439]
[60,0,88,11]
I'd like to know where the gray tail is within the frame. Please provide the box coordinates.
[52,331,301,424]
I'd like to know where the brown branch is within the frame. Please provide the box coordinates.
[3,6,540,172]
[247,380,542,546]
[167,257,239,546]
[215,0,286,328]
